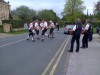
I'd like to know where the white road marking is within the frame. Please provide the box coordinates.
[0,39,26,48]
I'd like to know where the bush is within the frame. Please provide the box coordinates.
[11,20,25,28]
[2,20,25,28]
[2,20,10,23]
[58,21,65,27]
[92,22,100,28]
[59,21,73,27]
[0,25,3,32]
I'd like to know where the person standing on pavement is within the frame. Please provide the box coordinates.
[40,19,48,41]
[81,19,91,48]
[88,23,93,41]
[68,18,82,52]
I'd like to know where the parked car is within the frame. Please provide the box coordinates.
[64,25,75,34]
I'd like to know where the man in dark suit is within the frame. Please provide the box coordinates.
[81,19,91,48]
[68,18,82,53]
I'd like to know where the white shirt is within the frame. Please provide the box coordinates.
[85,24,90,30]
[73,25,76,31]
[50,22,55,28]
[29,23,33,29]
[40,21,48,28]
[44,22,48,28]
[34,22,39,30]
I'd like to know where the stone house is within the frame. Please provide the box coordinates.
[0,0,10,25]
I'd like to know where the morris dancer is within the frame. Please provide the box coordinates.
[27,22,35,42]
[40,19,48,41]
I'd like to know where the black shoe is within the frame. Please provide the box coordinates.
[52,36,55,38]
[68,50,73,53]
[85,46,88,48]
[42,39,44,42]
[37,38,40,39]
[76,50,79,53]
[48,35,49,38]
[32,40,35,42]
[50,37,52,39]
[27,39,29,40]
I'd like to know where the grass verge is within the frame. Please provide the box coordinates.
[7,30,28,35]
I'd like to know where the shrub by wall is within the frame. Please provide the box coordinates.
[92,22,100,28]
[0,25,3,32]
[11,20,24,28]
[2,20,25,28]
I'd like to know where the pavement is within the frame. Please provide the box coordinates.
[66,34,100,75]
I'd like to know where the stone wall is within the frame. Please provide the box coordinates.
[0,0,10,26]
[3,23,11,32]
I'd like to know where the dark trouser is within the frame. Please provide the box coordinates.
[50,28,54,34]
[70,35,80,52]
[82,34,89,48]
[88,33,93,41]
[49,28,54,38]
[41,28,47,40]
[57,25,59,32]
[41,29,47,35]
[57,27,59,31]
[29,29,34,36]
[35,29,39,35]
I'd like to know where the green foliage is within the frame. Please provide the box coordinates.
[93,28,96,34]
[58,21,65,27]
[94,1,100,20]
[57,21,72,28]
[11,5,61,23]
[11,20,25,28]
[2,20,11,23]
[37,9,59,22]
[63,0,85,23]
[94,1,100,14]
[64,21,72,24]
[92,21,100,28]
[3,20,25,28]
[64,0,85,15]
[0,25,3,32]
[62,12,84,23]
[11,5,36,20]
[8,30,28,35]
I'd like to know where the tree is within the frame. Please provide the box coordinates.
[37,9,59,22]
[94,0,100,20]
[63,0,85,22]
[11,5,36,20]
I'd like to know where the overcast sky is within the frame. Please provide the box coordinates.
[5,0,99,17]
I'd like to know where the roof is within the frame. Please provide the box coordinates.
[0,0,5,2]
[0,0,7,3]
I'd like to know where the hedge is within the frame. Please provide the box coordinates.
[2,19,33,28]
[2,20,25,28]
[11,20,25,28]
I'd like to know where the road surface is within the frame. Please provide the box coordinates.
[0,30,71,75]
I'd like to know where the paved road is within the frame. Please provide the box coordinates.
[0,30,71,75]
